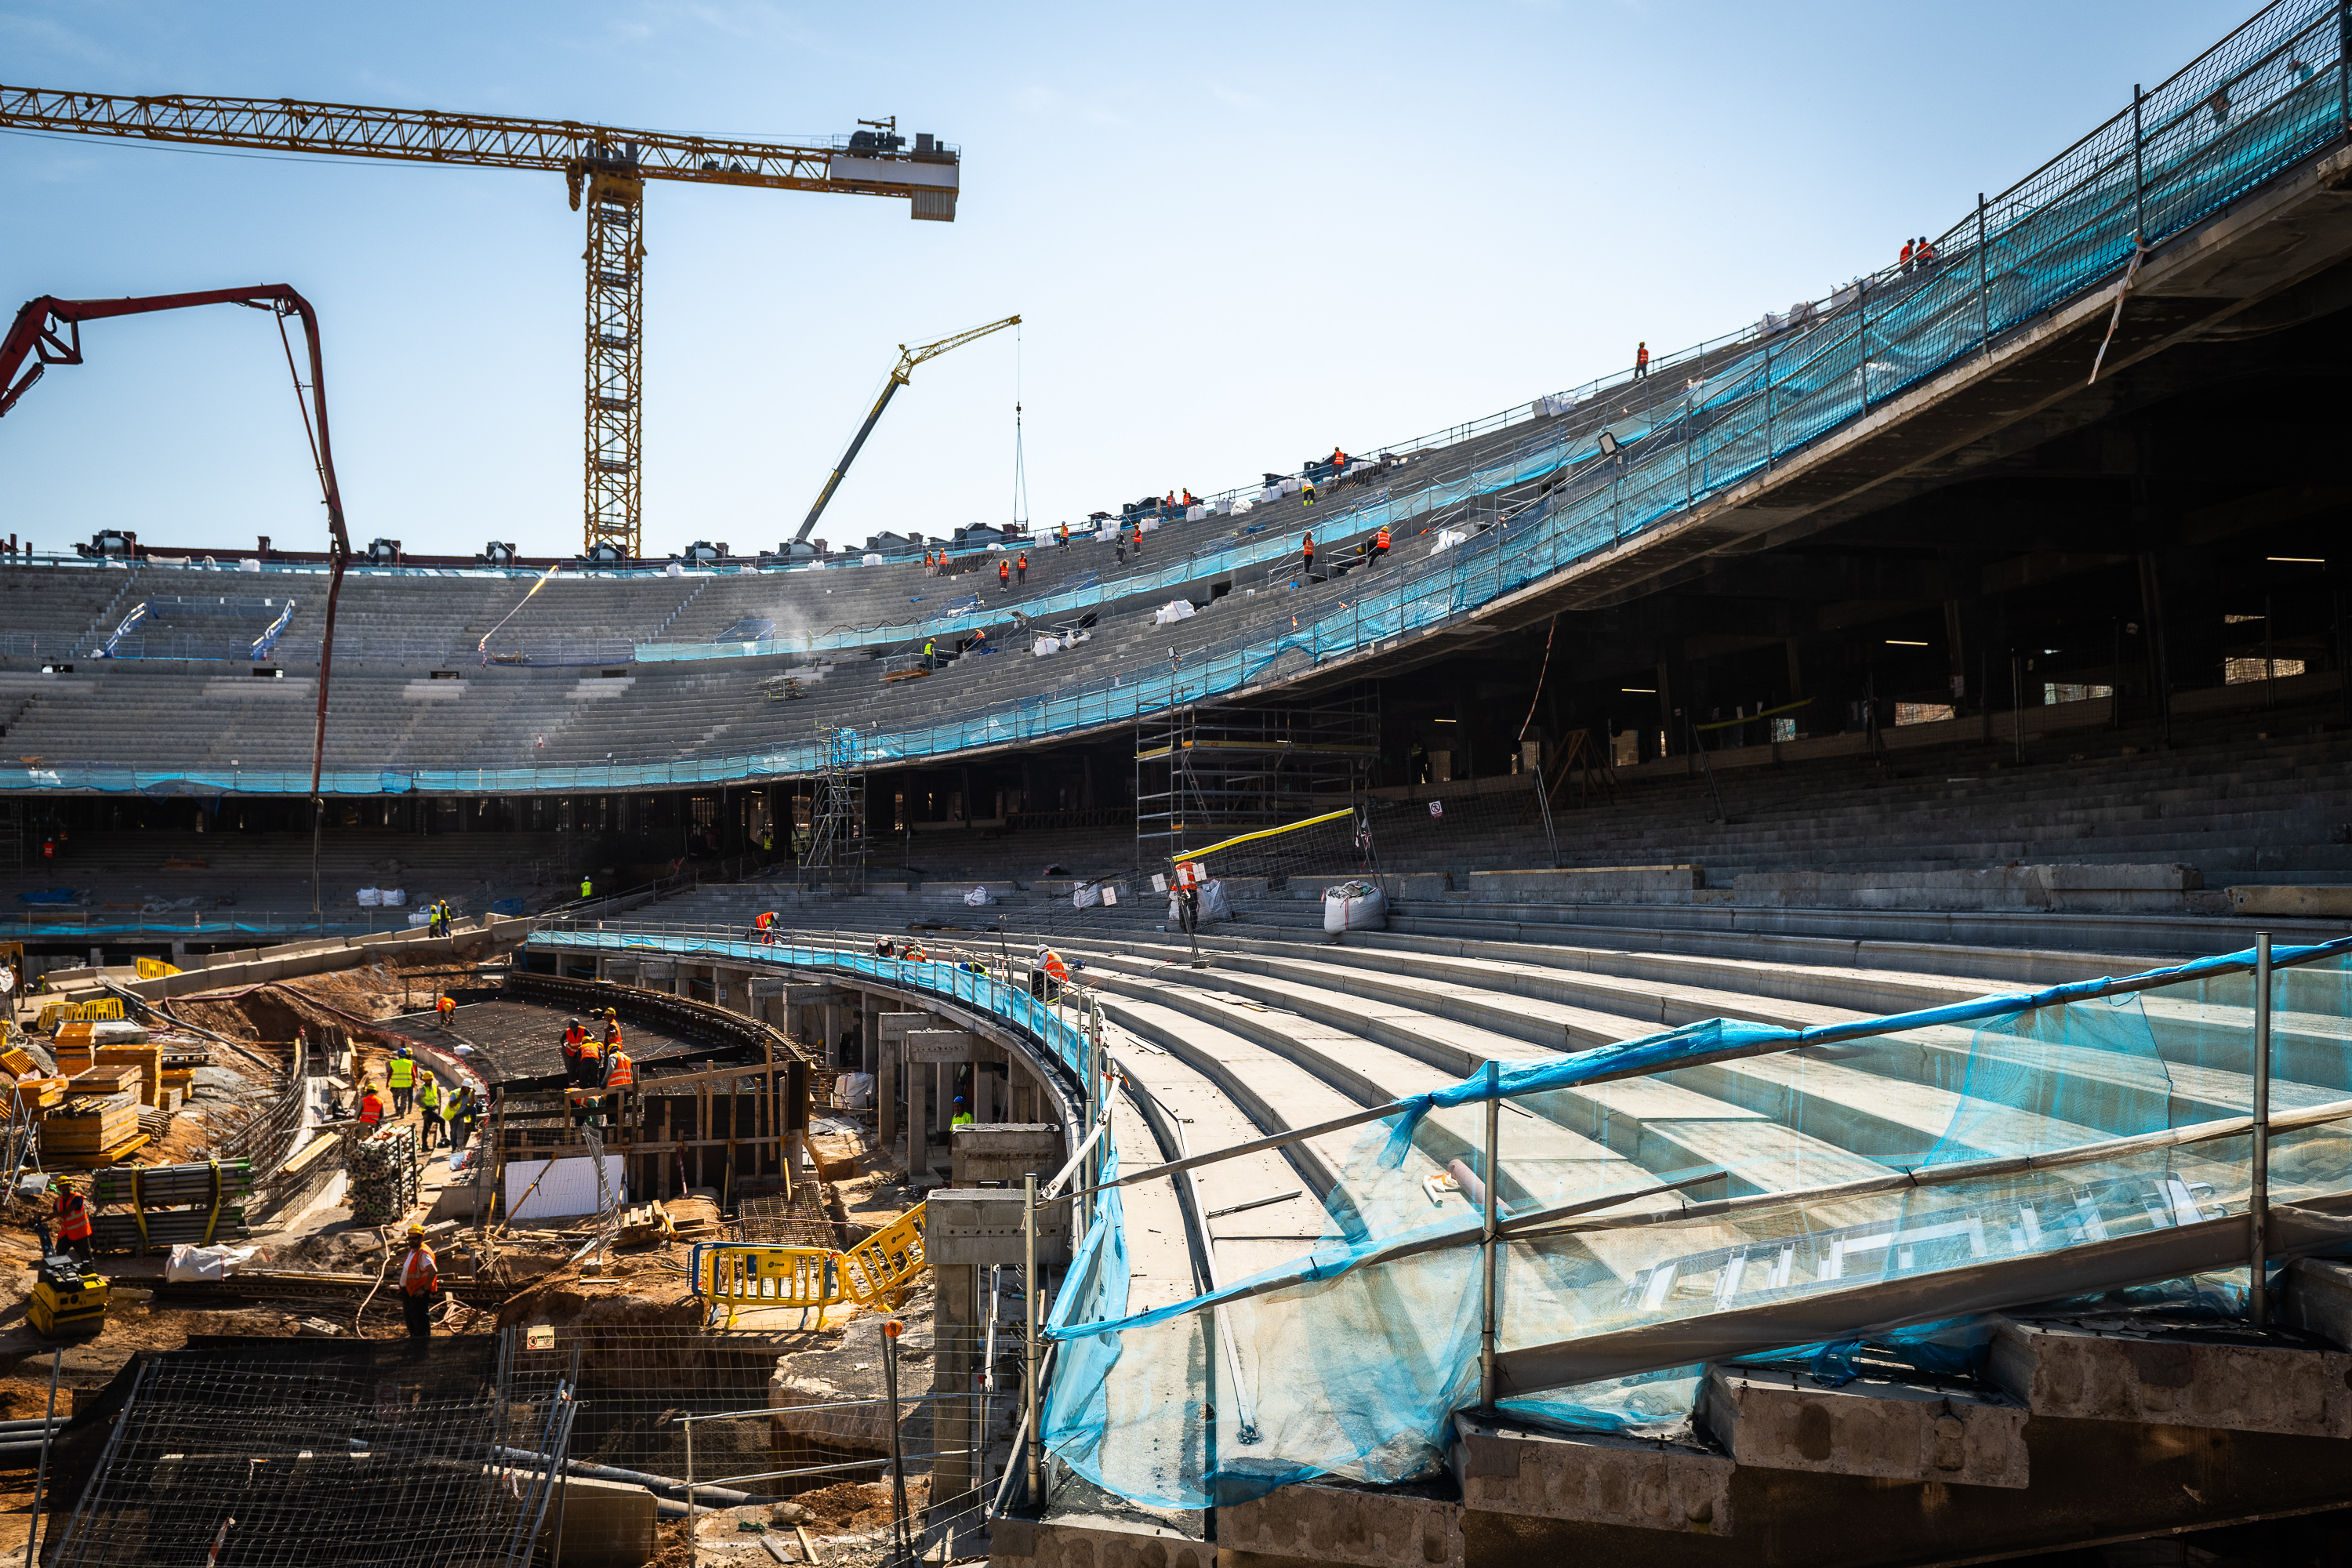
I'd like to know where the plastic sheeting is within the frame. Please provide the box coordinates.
[1034,935,2352,1507]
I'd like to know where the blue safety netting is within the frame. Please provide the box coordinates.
[5,3,2343,798]
[1033,935,2352,1506]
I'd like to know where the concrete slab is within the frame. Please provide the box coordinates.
[989,1512,1210,1567]
[1989,1316,2352,1436]
[2285,1256,2352,1347]
[1700,1367,2029,1488]
[1220,1481,1465,1567]
[1452,1410,1733,1537]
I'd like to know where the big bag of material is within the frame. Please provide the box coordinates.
[1323,880,1387,932]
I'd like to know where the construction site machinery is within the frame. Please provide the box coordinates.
[0,287,351,919]
[794,314,1020,549]
[29,1251,107,1338]
[0,88,963,560]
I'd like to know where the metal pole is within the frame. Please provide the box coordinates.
[2132,85,2147,241]
[683,1414,696,1568]
[2251,931,2274,1325]
[884,1317,912,1566]
[1976,192,1993,356]
[2341,0,2350,133]
[1478,1090,1501,1408]
[1023,1171,1043,1507]
[23,1347,60,1568]
[1857,274,1869,411]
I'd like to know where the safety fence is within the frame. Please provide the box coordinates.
[2,0,2342,800]
[1039,932,2352,1509]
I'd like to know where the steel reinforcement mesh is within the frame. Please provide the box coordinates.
[49,1345,564,1568]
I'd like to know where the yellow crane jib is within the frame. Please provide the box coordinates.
[793,315,1022,545]
[690,1202,928,1324]
[0,85,963,561]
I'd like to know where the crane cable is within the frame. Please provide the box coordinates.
[1012,321,1030,532]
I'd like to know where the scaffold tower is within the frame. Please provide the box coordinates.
[1134,687,1378,863]
[804,724,870,885]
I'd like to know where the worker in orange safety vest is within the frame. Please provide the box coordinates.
[399,1222,439,1340]
[1032,945,1070,1001]
[358,1084,386,1128]
[561,1018,588,1085]
[603,1050,635,1090]
[50,1177,92,1261]
[1373,524,1392,558]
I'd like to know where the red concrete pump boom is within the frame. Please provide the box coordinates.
[0,286,352,920]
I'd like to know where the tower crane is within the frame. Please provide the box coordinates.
[0,86,963,560]
[795,314,1021,546]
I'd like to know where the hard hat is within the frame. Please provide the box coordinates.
[1034,945,1049,958]
[604,1007,618,1018]
[407,1222,426,1239]
[568,1018,579,1027]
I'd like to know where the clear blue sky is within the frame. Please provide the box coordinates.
[1,0,2250,561]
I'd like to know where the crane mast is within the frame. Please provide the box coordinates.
[0,85,962,559]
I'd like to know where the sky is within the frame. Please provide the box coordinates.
[0,0,2254,563]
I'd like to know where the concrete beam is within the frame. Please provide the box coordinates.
[2286,1256,2352,1347]
[1989,1316,2352,1438]
[1453,1411,1733,1537]
[904,1029,978,1064]
[878,1011,935,1042]
[1700,1367,2028,1489]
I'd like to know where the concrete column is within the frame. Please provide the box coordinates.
[975,1053,996,1123]
[905,1052,927,1176]
[880,1038,898,1152]
[862,995,880,1076]
[935,1062,953,1140]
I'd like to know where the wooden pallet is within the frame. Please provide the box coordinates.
[45,1133,151,1168]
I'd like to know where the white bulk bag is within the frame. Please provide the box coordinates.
[1153,601,1196,626]
[1323,880,1387,933]
[964,886,993,907]
[357,887,383,907]
[383,888,407,906]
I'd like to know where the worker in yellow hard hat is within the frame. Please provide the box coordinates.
[400,1222,439,1341]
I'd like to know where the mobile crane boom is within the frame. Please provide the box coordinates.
[795,314,1020,546]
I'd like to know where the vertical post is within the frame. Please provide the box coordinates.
[2250,931,2273,1325]
[1976,193,1993,356]
[2341,0,2350,133]
[1023,1171,1043,1508]
[884,1317,912,1566]
[1763,332,1775,468]
[2132,85,2147,242]
[682,1414,696,1568]
[1478,1088,1501,1408]
[23,1346,60,1568]
[1857,274,1869,411]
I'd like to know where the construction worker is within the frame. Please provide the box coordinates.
[561,1018,587,1086]
[1327,448,1348,473]
[601,1008,623,1053]
[1373,524,1392,561]
[1301,474,1318,506]
[602,1047,634,1091]
[1915,235,1937,268]
[399,1223,439,1341]
[1058,521,1069,550]
[753,910,778,946]
[951,1095,972,1127]
[1634,341,1650,379]
[579,874,593,900]
[437,991,456,1023]
[1181,488,1199,508]
[451,1087,477,1152]
[1032,945,1069,1002]
[1015,550,1029,585]
[923,637,936,671]
[387,1046,417,1116]
[417,1072,443,1149]
[49,1177,91,1263]
[1301,532,1315,573]
[1900,238,1915,274]
[358,1083,386,1129]
[998,557,1011,589]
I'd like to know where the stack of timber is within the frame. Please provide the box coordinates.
[347,1124,421,1226]
[86,1159,254,1253]
[42,1065,149,1167]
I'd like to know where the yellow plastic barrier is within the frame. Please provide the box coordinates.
[699,1245,852,1326]
[36,999,125,1033]
[692,1201,930,1325]
[839,1201,927,1305]
[134,959,180,980]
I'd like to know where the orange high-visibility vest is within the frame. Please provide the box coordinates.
[358,1091,385,1127]
[55,1191,90,1243]
[401,1247,439,1297]
[1041,949,1070,985]
[1375,527,1392,550]
[604,1053,635,1088]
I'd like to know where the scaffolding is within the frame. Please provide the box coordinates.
[803,724,869,887]
[1134,688,1378,863]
